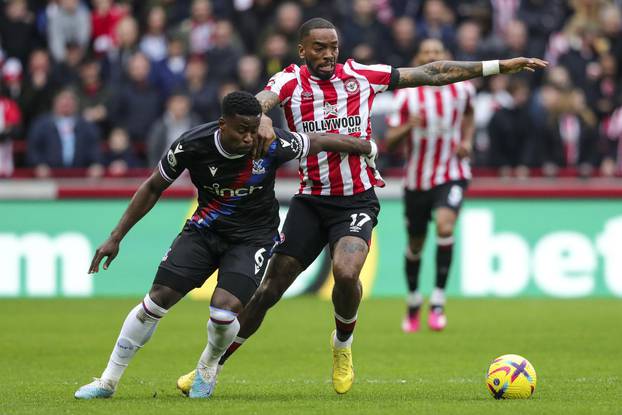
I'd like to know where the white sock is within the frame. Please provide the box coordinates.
[430,288,446,307]
[101,294,168,386]
[333,331,354,348]
[198,307,240,369]
[333,312,356,348]
[406,291,423,307]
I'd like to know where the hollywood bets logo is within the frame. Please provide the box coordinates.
[301,115,362,134]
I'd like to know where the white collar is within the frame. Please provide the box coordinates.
[214,129,244,159]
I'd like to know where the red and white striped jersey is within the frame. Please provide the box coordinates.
[386,82,475,191]
[265,59,394,196]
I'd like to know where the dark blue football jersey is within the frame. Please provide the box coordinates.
[158,121,310,244]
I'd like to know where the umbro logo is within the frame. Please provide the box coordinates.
[279,138,290,148]
[209,166,218,176]
[174,143,184,154]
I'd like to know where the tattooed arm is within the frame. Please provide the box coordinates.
[396,57,548,88]
[251,90,282,158]
[255,90,281,114]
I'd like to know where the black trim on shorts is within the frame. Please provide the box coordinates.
[274,189,380,269]
[154,266,199,296]
[217,272,259,306]
[404,179,468,237]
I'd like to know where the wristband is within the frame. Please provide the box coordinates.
[482,60,500,76]
[368,140,378,158]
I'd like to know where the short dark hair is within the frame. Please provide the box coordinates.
[221,91,262,118]
[298,18,336,41]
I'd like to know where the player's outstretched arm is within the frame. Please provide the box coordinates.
[88,170,170,274]
[396,57,548,88]
[307,133,375,156]
[252,90,282,159]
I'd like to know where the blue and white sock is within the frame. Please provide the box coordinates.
[101,294,168,386]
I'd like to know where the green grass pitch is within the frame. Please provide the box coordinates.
[1,297,620,414]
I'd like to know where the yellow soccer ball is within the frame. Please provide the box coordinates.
[486,354,537,399]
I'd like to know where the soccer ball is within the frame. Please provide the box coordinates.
[486,354,537,399]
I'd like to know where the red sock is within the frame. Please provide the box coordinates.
[334,313,357,342]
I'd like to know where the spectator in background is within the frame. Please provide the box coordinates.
[217,80,238,104]
[27,88,103,177]
[540,87,599,177]
[104,127,141,175]
[491,19,542,86]
[91,0,127,55]
[235,53,283,127]
[261,33,295,78]
[489,0,520,38]
[139,6,168,62]
[299,0,337,23]
[454,21,482,61]
[231,0,275,53]
[176,0,216,56]
[488,78,538,178]
[473,74,513,165]
[416,0,456,51]
[601,103,622,177]
[182,57,219,122]
[46,0,91,63]
[586,53,619,120]
[152,37,187,97]
[530,66,572,148]
[147,92,199,166]
[237,55,264,94]
[447,0,491,26]
[262,2,303,58]
[132,0,191,28]
[384,16,418,68]
[0,82,22,176]
[19,49,56,128]
[351,43,377,65]
[517,0,568,58]
[110,52,162,143]
[599,4,622,82]
[1,58,24,102]
[104,16,139,83]
[50,42,83,87]
[557,23,601,93]
[76,58,112,133]
[497,19,534,59]
[0,0,39,66]
[340,0,389,58]
[205,20,243,82]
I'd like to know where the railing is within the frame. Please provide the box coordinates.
[2,174,621,200]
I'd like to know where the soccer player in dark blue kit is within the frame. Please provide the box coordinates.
[74,91,379,399]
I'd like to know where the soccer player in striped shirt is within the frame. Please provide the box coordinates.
[386,38,475,333]
[176,18,547,396]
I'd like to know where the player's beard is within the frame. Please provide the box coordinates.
[307,59,335,80]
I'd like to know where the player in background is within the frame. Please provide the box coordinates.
[176,17,547,396]
[385,38,475,332]
[73,91,379,399]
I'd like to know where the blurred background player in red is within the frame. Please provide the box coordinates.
[386,38,475,333]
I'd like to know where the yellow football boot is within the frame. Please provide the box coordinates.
[331,330,354,394]
[176,370,195,396]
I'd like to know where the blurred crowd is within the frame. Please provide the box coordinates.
[0,0,621,178]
